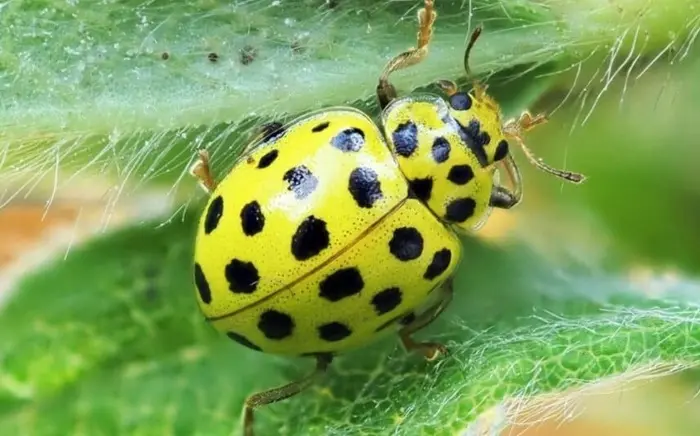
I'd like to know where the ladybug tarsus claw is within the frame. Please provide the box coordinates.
[423,343,449,361]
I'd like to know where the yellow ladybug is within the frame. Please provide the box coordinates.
[189,1,585,435]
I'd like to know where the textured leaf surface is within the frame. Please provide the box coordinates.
[3,56,700,429]
[1,0,697,209]
[1,211,700,435]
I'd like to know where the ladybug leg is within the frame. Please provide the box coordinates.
[502,113,586,184]
[242,353,333,436]
[398,278,453,361]
[377,0,437,109]
[490,153,523,209]
[188,149,217,193]
[489,185,520,209]
[435,79,458,96]
[511,111,548,132]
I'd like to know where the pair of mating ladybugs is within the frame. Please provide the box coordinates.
[190,1,585,434]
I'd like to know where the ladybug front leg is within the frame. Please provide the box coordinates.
[188,149,217,193]
[489,185,520,209]
[376,0,437,109]
[242,353,333,436]
[503,113,586,184]
[398,278,454,361]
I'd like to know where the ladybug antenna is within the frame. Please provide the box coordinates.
[463,25,483,84]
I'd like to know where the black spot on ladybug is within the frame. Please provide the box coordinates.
[318,322,352,342]
[260,122,286,143]
[240,200,265,236]
[258,310,295,340]
[494,139,509,162]
[371,287,402,315]
[431,136,451,163]
[161,52,170,60]
[283,165,319,200]
[204,195,224,235]
[208,52,219,62]
[319,267,364,302]
[312,121,330,132]
[257,149,279,169]
[456,119,490,167]
[389,227,424,261]
[400,312,416,325]
[424,248,452,280]
[225,259,259,294]
[331,128,365,152]
[444,198,476,223]
[194,263,212,304]
[291,216,330,260]
[449,92,472,111]
[468,120,491,146]
[348,167,383,208]
[447,164,475,185]
[227,332,262,351]
[408,177,433,202]
[392,121,418,157]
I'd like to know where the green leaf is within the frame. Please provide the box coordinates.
[507,52,700,275]
[1,0,696,205]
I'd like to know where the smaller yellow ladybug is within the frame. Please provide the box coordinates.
[189,1,585,435]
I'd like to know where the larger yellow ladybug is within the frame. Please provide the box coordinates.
[190,1,585,435]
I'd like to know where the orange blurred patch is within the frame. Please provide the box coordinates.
[0,177,174,297]
[0,203,81,267]
[477,208,518,241]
